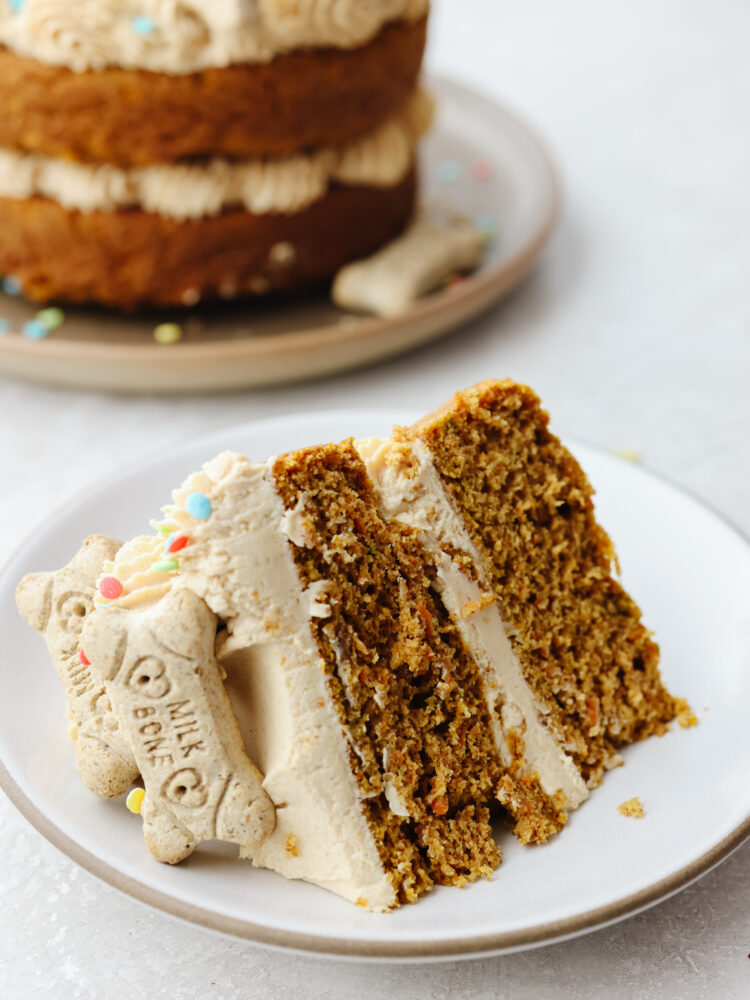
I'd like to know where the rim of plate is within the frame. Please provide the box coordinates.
[1,412,749,960]
[0,75,560,368]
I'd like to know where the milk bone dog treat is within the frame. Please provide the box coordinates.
[15,535,138,797]
[18,381,681,909]
[0,1,431,308]
[82,587,275,863]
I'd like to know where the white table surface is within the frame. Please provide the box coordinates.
[1,1,749,996]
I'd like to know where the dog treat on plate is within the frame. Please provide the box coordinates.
[331,208,484,316]
[81,587,275,864]
[15,535,139,797]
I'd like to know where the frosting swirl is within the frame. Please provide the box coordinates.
[0,0,429,74]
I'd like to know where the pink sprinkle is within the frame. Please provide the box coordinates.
[472,160,495,181]
[79,649,90,666]
[99,576,123,600]
[168,535,190,554]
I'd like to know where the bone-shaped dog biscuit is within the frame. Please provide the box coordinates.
[16,535,139,798]
[81,587,275,864]
[331,209,484,317]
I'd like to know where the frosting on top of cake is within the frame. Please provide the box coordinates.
[0,88,432,219]
[0,0,429,74]
[96,450,396,910]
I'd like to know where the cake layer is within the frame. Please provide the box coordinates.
[0,90,430,218]
[398,382,677,790]
[0,170,416,308]
[0,17,427,166]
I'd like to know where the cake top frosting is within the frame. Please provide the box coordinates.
[0,0,429,74]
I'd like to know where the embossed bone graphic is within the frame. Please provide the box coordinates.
[15,535,139,797]
[81,587,275,864]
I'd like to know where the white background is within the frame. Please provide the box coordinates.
[1,0,749,996]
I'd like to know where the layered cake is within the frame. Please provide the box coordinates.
[17,381,678,909]
[0,1,430,308]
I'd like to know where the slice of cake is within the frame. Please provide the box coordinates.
[0,1,429,308]
[360,380,676,841]
[16,381,678,910]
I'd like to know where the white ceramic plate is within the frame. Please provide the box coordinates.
[0,77,559,393]
[1,410,749,961]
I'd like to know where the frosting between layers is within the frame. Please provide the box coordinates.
[98,451,396,910]
[0,89,432,219]
[0,0,429,74]
[358,437,589,812]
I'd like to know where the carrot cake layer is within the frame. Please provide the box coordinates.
[0,17,427,166]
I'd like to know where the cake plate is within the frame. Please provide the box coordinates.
[1,410,749,961]
[0,76,559,393]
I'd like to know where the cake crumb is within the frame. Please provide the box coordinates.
[675,698,698,728]
[284,834,299,858]
[461,593,496,618]
[617,797,645,819]
[355,897,368,908]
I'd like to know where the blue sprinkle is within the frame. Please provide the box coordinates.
[475,212,500,237]
[8,0,25,13]
[185,492,211,520]
[164,532,175,556]
[2,275,22,296]
[437,160,461,184]
[131,15,156,35]
[22,319,49,340]
[0,318,9,335]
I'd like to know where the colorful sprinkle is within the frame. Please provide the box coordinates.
[131,15,156,35]
[36,307,65,331]
[472,160,495,181]
[126,788,146,814]
[2,275,22,296]
[0,318,9,335]
[150,518,175,535]
[99,576,123,600]
[8,1,25,14]
[79,648,90,666]
[475,213,499,239]
[22,319,49,340]
[437,160,461,184]
[166,534,190,554]
[153,322,182,345]
[185,492,211,519]
[151,558,179,573]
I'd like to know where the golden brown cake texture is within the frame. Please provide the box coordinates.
[0,172,416,309]
[400,380,677,842]
[0,18,426,166]
[0,15,427,309]
[272,441,502,904]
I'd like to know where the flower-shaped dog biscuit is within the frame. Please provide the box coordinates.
[16,535,139,798]
[81,587,275,864]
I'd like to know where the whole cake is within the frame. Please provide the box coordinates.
[17,381,678,909]
[0,0,430,308]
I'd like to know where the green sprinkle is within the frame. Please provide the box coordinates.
[150,519,175,535]
[152,558,179,573]
[36,307,65,330]
[153,322,182,345]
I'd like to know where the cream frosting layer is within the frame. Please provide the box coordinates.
[0,0,429,74]
[98,451,395,911]
[0,89,431,220]
[358,437,589,813]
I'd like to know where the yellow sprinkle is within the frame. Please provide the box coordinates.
[284,834,299,858]
[67,722,78,742]
[355,896,369,908]
[617,797,645,818]
[613,447,642,464]
[126,787,146,814]
[153,323,183,345]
